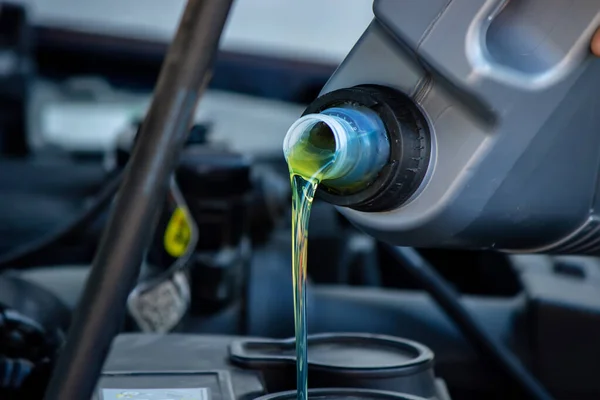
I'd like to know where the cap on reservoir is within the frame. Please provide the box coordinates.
[230,332,437,397]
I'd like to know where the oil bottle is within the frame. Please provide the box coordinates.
[289,1,600,254]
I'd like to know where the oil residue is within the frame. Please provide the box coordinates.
[285,121,337,400]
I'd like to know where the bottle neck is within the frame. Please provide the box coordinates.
[283,105,390,193]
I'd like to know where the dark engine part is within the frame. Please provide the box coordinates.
[177,146,253,252]
[115,119,287,317]
[127,178,198,334]
[130,143,255,331]
[0,2,32,156]
[257,389,434,400]
[229,333,444,398]
[0,274,69,399]
[177,145,253,313]
[207,245,600,400]
[97,333,451,400]
[16,247,600,399]
[114,119,286,249]
[0,159,109,265]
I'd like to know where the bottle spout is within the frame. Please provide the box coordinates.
[283,105,390,192]
[284,85,432,212]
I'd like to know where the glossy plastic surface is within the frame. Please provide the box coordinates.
[323,0,600,253]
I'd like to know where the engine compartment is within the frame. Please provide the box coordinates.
[1,2,600,399]
[3,151,600,399]
[98,333,451,400]
[3,111,600,399]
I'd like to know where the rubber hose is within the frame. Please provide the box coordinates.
[384,245,554,400]
[0,173,122,269]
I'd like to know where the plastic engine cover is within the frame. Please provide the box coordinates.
[96,333,451,400]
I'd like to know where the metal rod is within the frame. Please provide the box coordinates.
[43,1,235,399]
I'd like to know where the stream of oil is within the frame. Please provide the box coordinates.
[285,122,338,400]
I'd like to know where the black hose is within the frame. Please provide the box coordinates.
[384,245,554,400]
[0,173,123,269]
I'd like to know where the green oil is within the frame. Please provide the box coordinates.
[286,122,337,400]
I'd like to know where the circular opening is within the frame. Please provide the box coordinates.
[255,388,426,400]
[284,114,347,157]
[302,85,432,211]
[307,121,337,152]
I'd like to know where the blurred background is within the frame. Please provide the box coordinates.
[0,2,598,400]
[0,0,373,258]
[9,0,371,156]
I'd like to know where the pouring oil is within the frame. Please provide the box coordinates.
[285,121,337,400]
[284,106,390,400]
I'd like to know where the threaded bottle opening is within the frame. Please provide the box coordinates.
[290,85,432,212]
[283,113,355,181]
[283,105,390,191]
[306,122,335,152]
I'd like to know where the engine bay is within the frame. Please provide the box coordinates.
[1,1,600,399]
